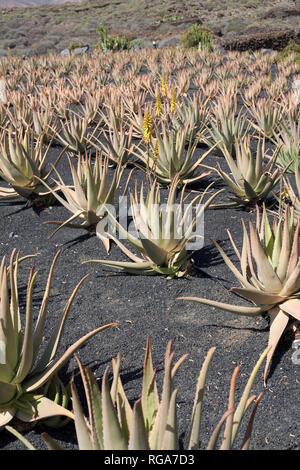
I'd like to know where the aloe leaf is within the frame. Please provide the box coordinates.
[110,353,121,404]
[187,347,216,450]
[264,308,289,384]
[232,345,270,443]
[220,366,240,450]
[41,432,65,450]
[161,388,179,450]
[249,220,282,293]
[243,179,258,201]
[206,409,234,450]
[276,212,291,282]
[100,232,144,263]
[15,394,74,422]
[115,391,131,445]
[271,218,283,270]
[85,259,155,275]
[286,220,300,279]
[241,392,264,450]
[211,239,253,290]
[128,399,149,450]
[279,298,300,321]
[142,337,159,433]
[13,269,37,384]
[33,251,61,363]
[74,354,103,449]
[263,207,274,259]
[0,268,18,374]
[280,262,300,297]
[230,287,286,306]
[0,408,16,426]
[177,296,268,316]
[30,274,90,375]
[71,381,93,450]
[140,238,168,266]
[156,351,174,449]
[5,425,36,450]
[23,323,116,392]
[49,211,86,238]
[217,169,244,196]
[111,356,133,439]
[102,367,127,450]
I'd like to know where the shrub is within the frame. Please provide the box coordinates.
[96,24,132,52]
[277,39,300,63]
[180,24,213,50]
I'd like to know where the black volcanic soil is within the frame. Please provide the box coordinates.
[0,134,299,450]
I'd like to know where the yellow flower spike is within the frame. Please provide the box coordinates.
[170,87,177,113]
[161,72,167,98]
[143,108,153,144]
[155,90,162,117]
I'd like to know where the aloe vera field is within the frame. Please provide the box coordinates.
[0,44,299,451]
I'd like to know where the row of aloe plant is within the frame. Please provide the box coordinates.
[0,47,299,450]
[5,338,270,450]
[0,245,271,450]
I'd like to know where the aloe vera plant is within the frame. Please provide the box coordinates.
[0,126,65,203]
[204,102,248,158]
[135,122,213,187]
[91,122,134,167]
[0,249,115,427]
[273,119,300,174]
[169,93,209,146]
[55,113,100,155]
[40,153,125,251]
[179,205,300,382]
[212,135,282,207]
[84,176,223,278]
[9,338,269,450]
[249,98,282,139]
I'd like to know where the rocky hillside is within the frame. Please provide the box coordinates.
[0,0,82,7]
[0,0,299,57]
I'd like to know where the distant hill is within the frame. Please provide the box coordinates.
[0,0,81,7]
[0,0,299,58]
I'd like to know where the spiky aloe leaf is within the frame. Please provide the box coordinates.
[23,323,117,392]
[101,367,127,450]
[14,394,74,422]
[75,354,103,450]
[5,425,36,450]
[142,338,159,433]
[71,381,93,450]
[0,408,16,427]
[241,392,264,450]
[12,268,37,384]
[42,432,65,450]
[220,366,240,450]
[187,347,215,450]
[177,296,269,316]
[111,354,133,443]
[231,345,270,443]
[128,399,149,450]
[206,409,234,450]
[161,388,179,450]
